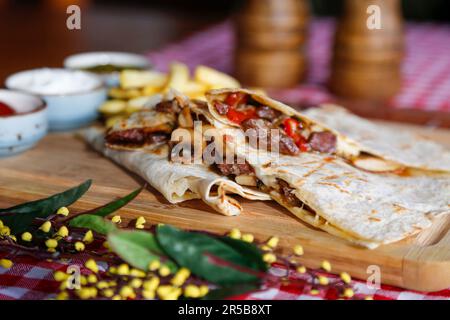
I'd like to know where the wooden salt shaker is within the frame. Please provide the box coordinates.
[234,0,309,88]
[329,0,404,100]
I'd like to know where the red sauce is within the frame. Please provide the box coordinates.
[0,101,16,116]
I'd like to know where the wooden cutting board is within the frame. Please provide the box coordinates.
[0,121,449,292]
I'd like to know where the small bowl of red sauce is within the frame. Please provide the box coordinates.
[0,89,48,157]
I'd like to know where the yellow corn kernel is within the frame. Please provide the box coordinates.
[263,253,276,264]
[0,259,13,269]
[184,285,201,298]
[148,260,160,271]
[103,289,114,298]
[83,230,94,244]
[293,244,304,256]
[241,233,254,243]
[143,277,160,291]
[228,228,241,239]
[56,291,69,300]
[159,265,171,277]
[296,265,306,274]
[321,260,332,272]
[97,281,109,290]
[117,263,130,276]
[0,226,11,236]
[54,270,68,282]
[130,278,143,289]
[130,268,146,278]
[21,232,33,242]
[56,207,69,216]
[109,266,117,274]
[135,216,146,229]
[310,289,320,295]
[119,286,135,299]
[111,215,122,224]
[45,238,58,249]
[39,221,52,233]
[170,268,191,286]
[267,236,279,248]
[112,295,122,300]
[75,241,85,252]
[157,285,182,300]
[142,289,155,299]
[57,226,69,238]
[88,274,97,284]
[77,288,92,300]
[318,276,329,286]
[199,285,209,297]
[340,272,352,284]
[85,259,99,273]
[342,288,354,298]
[260,245,271,251]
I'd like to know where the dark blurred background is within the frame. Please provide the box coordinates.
[1,0,449,84]
[101,0,450,21]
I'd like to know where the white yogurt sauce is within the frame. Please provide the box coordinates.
[6,68,102,95]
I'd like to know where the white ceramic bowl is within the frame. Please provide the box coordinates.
[64,51,151,87]
[5,68,107,131]
[0,89,48,157]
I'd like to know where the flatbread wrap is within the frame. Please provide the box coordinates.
[206,88,450,174]
[227,140,450,248]
[82,127,270,216]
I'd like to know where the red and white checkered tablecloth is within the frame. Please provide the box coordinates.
[147,18,450,111]
[1,19,450,301]
[1,251,450,300]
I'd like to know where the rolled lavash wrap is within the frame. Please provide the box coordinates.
[302,104,450,173]
[205,88,450,174]
[225,136,450,248]
[81,127,270,216]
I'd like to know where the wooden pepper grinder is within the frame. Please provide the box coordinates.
[234,0,310,88]
[329,0,404,100]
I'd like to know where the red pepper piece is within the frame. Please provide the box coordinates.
[283,117,309,151]
[224,93,247,108]
[227,107,256,124]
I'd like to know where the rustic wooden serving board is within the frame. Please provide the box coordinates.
[0,121,449,292]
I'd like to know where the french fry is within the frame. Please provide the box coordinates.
[105,115,126,129]
[164,62,190,92]
[120,70,167,89]
[109,88,142,100]
[194,65,240,89]
[125,96,153,114]
[142,85,161,96]
[183,81,207,94]
[99,100,127,116]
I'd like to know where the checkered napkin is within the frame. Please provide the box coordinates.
[1,253,449,300]
[146,18,450,111]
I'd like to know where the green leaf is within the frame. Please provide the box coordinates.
[156,225,265,286]
[0,180,92,234]
[80,187,143,218]
[203,283,261,300]
[69,214,117,235]
[108,230,177,272]
[218,237,268,272]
